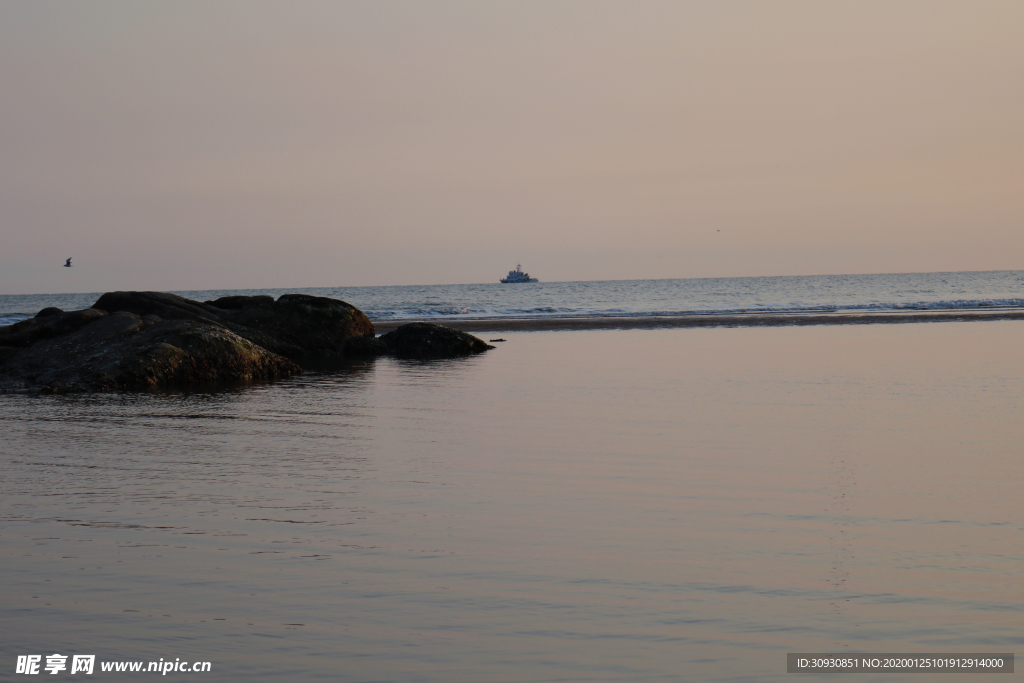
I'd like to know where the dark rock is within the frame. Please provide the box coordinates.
[0,346,19,365]
[0,314,300,393]
[0,308,108,348]
[205,295,274,309]
[1,291,496,393]
[92,291,375,364]
[379,322,494,359]
[93,291,225,325]
[221,293,375,363]
[1,290,381,392]
[343,333,390,357]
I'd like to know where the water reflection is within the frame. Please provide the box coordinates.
[2,325,1023,682]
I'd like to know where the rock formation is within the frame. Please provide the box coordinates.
[0,292,495,393]
[0,309,299,393]
[379,322,495,359]
[92,291,376,364]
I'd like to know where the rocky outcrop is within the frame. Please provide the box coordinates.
[342,333,390,357]
[0,309,300,393]
[92,291,375,364]
[0,292,496,393]
[380,322,495,359]
[0,307,107,347]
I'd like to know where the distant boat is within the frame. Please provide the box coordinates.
[501,264,538,283]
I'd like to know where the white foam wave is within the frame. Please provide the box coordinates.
[366,297,1024,322]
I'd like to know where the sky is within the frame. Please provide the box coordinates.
[1,0,1022,294]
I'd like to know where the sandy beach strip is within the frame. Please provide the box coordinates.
[371,308,1024,334]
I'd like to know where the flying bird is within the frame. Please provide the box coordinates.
[64,258,72,267]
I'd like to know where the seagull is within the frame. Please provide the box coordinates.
[64,258,72,267]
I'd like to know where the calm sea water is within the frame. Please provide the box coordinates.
[2,318,1022,681]
[2,270,1024,326]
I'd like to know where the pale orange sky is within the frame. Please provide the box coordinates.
[1,1,1022,294]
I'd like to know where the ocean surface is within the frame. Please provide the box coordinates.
[2,272,1023,681]
[2,269,1024,327]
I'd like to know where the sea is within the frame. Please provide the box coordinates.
[3,269,1024,327]
[2,270,1023,682]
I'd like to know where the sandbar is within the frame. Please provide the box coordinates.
[371,308,1024,334]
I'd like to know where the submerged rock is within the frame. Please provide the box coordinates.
[379,322,494,359]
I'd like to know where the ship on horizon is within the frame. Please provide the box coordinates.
[500,264,538,283]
